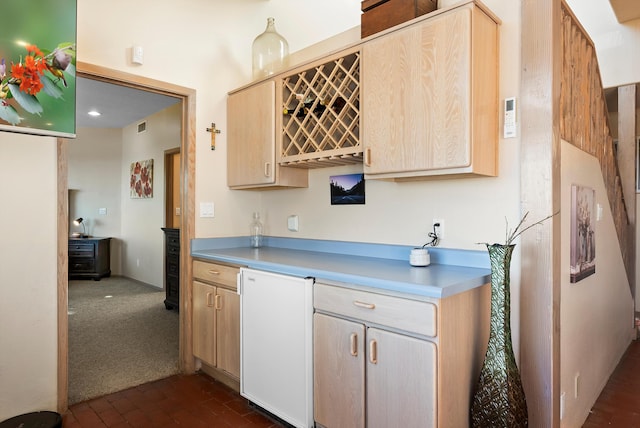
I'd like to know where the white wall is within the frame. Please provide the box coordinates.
[68,127,124,274]
[0,135,58,419]
[68,103,181,283]
[120,103,181,287]
[560,140,634,427]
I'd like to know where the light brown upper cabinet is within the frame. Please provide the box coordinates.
[361,2,500,180]
[227,80,308,189]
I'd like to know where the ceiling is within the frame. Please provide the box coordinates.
[608,0,640,22]
[75,77,180,129]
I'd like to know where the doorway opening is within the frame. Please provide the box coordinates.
[57,62,196,411]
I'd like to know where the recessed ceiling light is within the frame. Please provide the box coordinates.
[88,110,101,117]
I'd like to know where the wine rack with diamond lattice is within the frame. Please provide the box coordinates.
[280,49,361,168]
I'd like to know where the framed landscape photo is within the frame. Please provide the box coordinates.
[0,0,77,137]
[330,173,365,205]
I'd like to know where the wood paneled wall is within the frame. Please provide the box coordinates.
[559,2,634,287]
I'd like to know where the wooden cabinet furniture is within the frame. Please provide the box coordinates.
[313,281,490,428]
[361,2,499,180]
[192,259,241,387]
[161,228,179,310]
[227,1,498,186]
[227,80,308,190]
[68,237,111,280]
[227,47,362,189]
[279,47,362,168]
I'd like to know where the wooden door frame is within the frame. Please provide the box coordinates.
[165,148,181,229]
[57,62,196,411]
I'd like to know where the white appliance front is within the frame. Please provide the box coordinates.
[239,268,314,428]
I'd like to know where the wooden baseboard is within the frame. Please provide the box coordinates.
[199,362,240,392]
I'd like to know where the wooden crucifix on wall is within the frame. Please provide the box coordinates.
[206,122,221,150]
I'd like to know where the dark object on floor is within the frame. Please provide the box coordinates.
[0,411,62,428]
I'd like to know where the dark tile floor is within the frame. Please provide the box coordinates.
[583,339,640,427]
[63,373,286,428]
[63,340,640,427]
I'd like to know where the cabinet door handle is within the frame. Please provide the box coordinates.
[369,339,378,364]
[264,162,271,177]
[350,333,358,357]
[364,148,371,167]
[214,294,222,310]
[206,292,214,307]
[208,269,220,275]
[353,300,375,310]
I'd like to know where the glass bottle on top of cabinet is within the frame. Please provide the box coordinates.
[252,17,289,79]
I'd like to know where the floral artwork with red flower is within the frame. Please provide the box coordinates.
[1,0,77,136]
[130,159,154,199]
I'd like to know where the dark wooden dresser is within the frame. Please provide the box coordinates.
[162,228,180,310]
[68,237,111,280]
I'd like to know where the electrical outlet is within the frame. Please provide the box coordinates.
[433,219,444,239]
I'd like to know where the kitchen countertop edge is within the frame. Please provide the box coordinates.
[191,237,492,299]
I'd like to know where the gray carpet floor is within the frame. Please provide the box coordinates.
[68,276,179,404]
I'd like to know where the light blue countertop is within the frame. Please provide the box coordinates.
[191,237,492,299]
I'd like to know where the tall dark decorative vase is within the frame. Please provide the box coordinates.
[471,244,528,427]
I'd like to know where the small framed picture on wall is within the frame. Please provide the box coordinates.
[570,184,596,283]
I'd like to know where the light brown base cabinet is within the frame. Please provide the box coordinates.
[192,259,241,389]
[313,282,490,428]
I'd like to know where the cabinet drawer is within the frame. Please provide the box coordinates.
[69,258,95,273]
[69,243,94,257]
[314,283,437,338]
[193,260,238,289]
[166,235,179,247]
[167,244,179,257]
[166,258,179,277]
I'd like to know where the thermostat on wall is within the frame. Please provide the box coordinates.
[504,97,516,138]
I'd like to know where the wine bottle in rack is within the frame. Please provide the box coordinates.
[283,105,307,118]
[331,96,346,114]
[312,99,327,116]
[283,97,328,118]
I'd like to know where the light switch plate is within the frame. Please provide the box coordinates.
[200,202,214,218]
[287,215,299,232]
[132,45,144,64]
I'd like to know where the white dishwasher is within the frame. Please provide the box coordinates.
[238,268,314,428]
